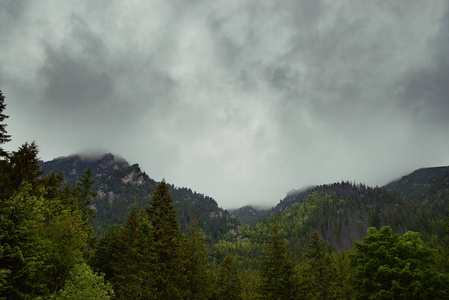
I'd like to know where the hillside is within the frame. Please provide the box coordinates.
[384,166,449,212]
[227,175,448,265]
[40,153,239,240]
[230,205,270,225]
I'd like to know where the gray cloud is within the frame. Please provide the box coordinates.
[1,0,448,208]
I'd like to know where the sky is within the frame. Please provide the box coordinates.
[1,0,449,209]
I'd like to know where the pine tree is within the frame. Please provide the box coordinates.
[216,251,242,300]
[183,219,213,299]
[112,205,156,299]
[300,230,337,300]
[146,179,187,299]
[0,90,11,146]
[74,167,97,222]
[258,222,297,299]
[91,225,119,281]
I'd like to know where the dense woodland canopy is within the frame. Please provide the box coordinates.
[1,89,449,298]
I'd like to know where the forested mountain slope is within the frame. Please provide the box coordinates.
[230,205,270,225]
[384,166,449,212]
[231,179,447,265]
[40,153,239,240]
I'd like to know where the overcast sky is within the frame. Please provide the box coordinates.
[1,1,448,209]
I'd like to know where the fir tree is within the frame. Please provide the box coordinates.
[146,179,187,299]
[216,251,242,300]
[183,219,213,299]
[74,167,97,222]
[0,90,11,146]
[112,205,156,299]
[300,230,337,300]
[258,222,297,300]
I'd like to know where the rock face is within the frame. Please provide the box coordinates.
[40,153,239,240]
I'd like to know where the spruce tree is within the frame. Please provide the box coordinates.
[258,222,297,299]
[112,205,156,299]
[0,90,11,146]
[74,168,97,222]
[183,219,213,299]
[216,251,243,300]
[300,230,337,300]
[146,179,187,299]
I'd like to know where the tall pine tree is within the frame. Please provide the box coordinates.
[299,230,338,300]
[146,179,187,299]
[258,222,297,299]
[183,219,214,299]
[112,205,156,299]
[216,251,242,300]
[0,90,11,147]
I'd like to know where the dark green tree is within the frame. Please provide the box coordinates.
[90,225,120,281]
[299,230,338,300]
[0,90,11,146]
[112,205,156,299]
[183,219,214,299]
[8,142,43,194]
[258,222,297,299]
[216,251,242,300]
[74,167,97,222]
[349,226,448,299]
[146,179,187,299]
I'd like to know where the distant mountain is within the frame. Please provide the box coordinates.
[230,205,270,225]
[384,166,449,212]
[40,153,239,240]
[244,169,448,255]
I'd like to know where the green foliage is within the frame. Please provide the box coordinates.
[0,142,95,299]
[216,252,243,300]
[349,226,448,299]
[111,204,156,299]
[74,167,97,222]
[183,219,214,299]
[90,225,119,281]
[57,262,114,300]
[298,230,341,300]
[146,180,187,299]
[258,222,297,299]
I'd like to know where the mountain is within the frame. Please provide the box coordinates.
[230,205,270,225]
[40,153,239,240]
[384,166,449,212]
[240,173,448,258]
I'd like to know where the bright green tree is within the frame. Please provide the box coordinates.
[349,226,448,299]
[183,219,214,299]
[258,222,297,299]
[58,262,114,300]
[216,251,243,300]
[112,205,156,299]
[0,144,95,298]
[146,179,187,299]
[0,184,47,298]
